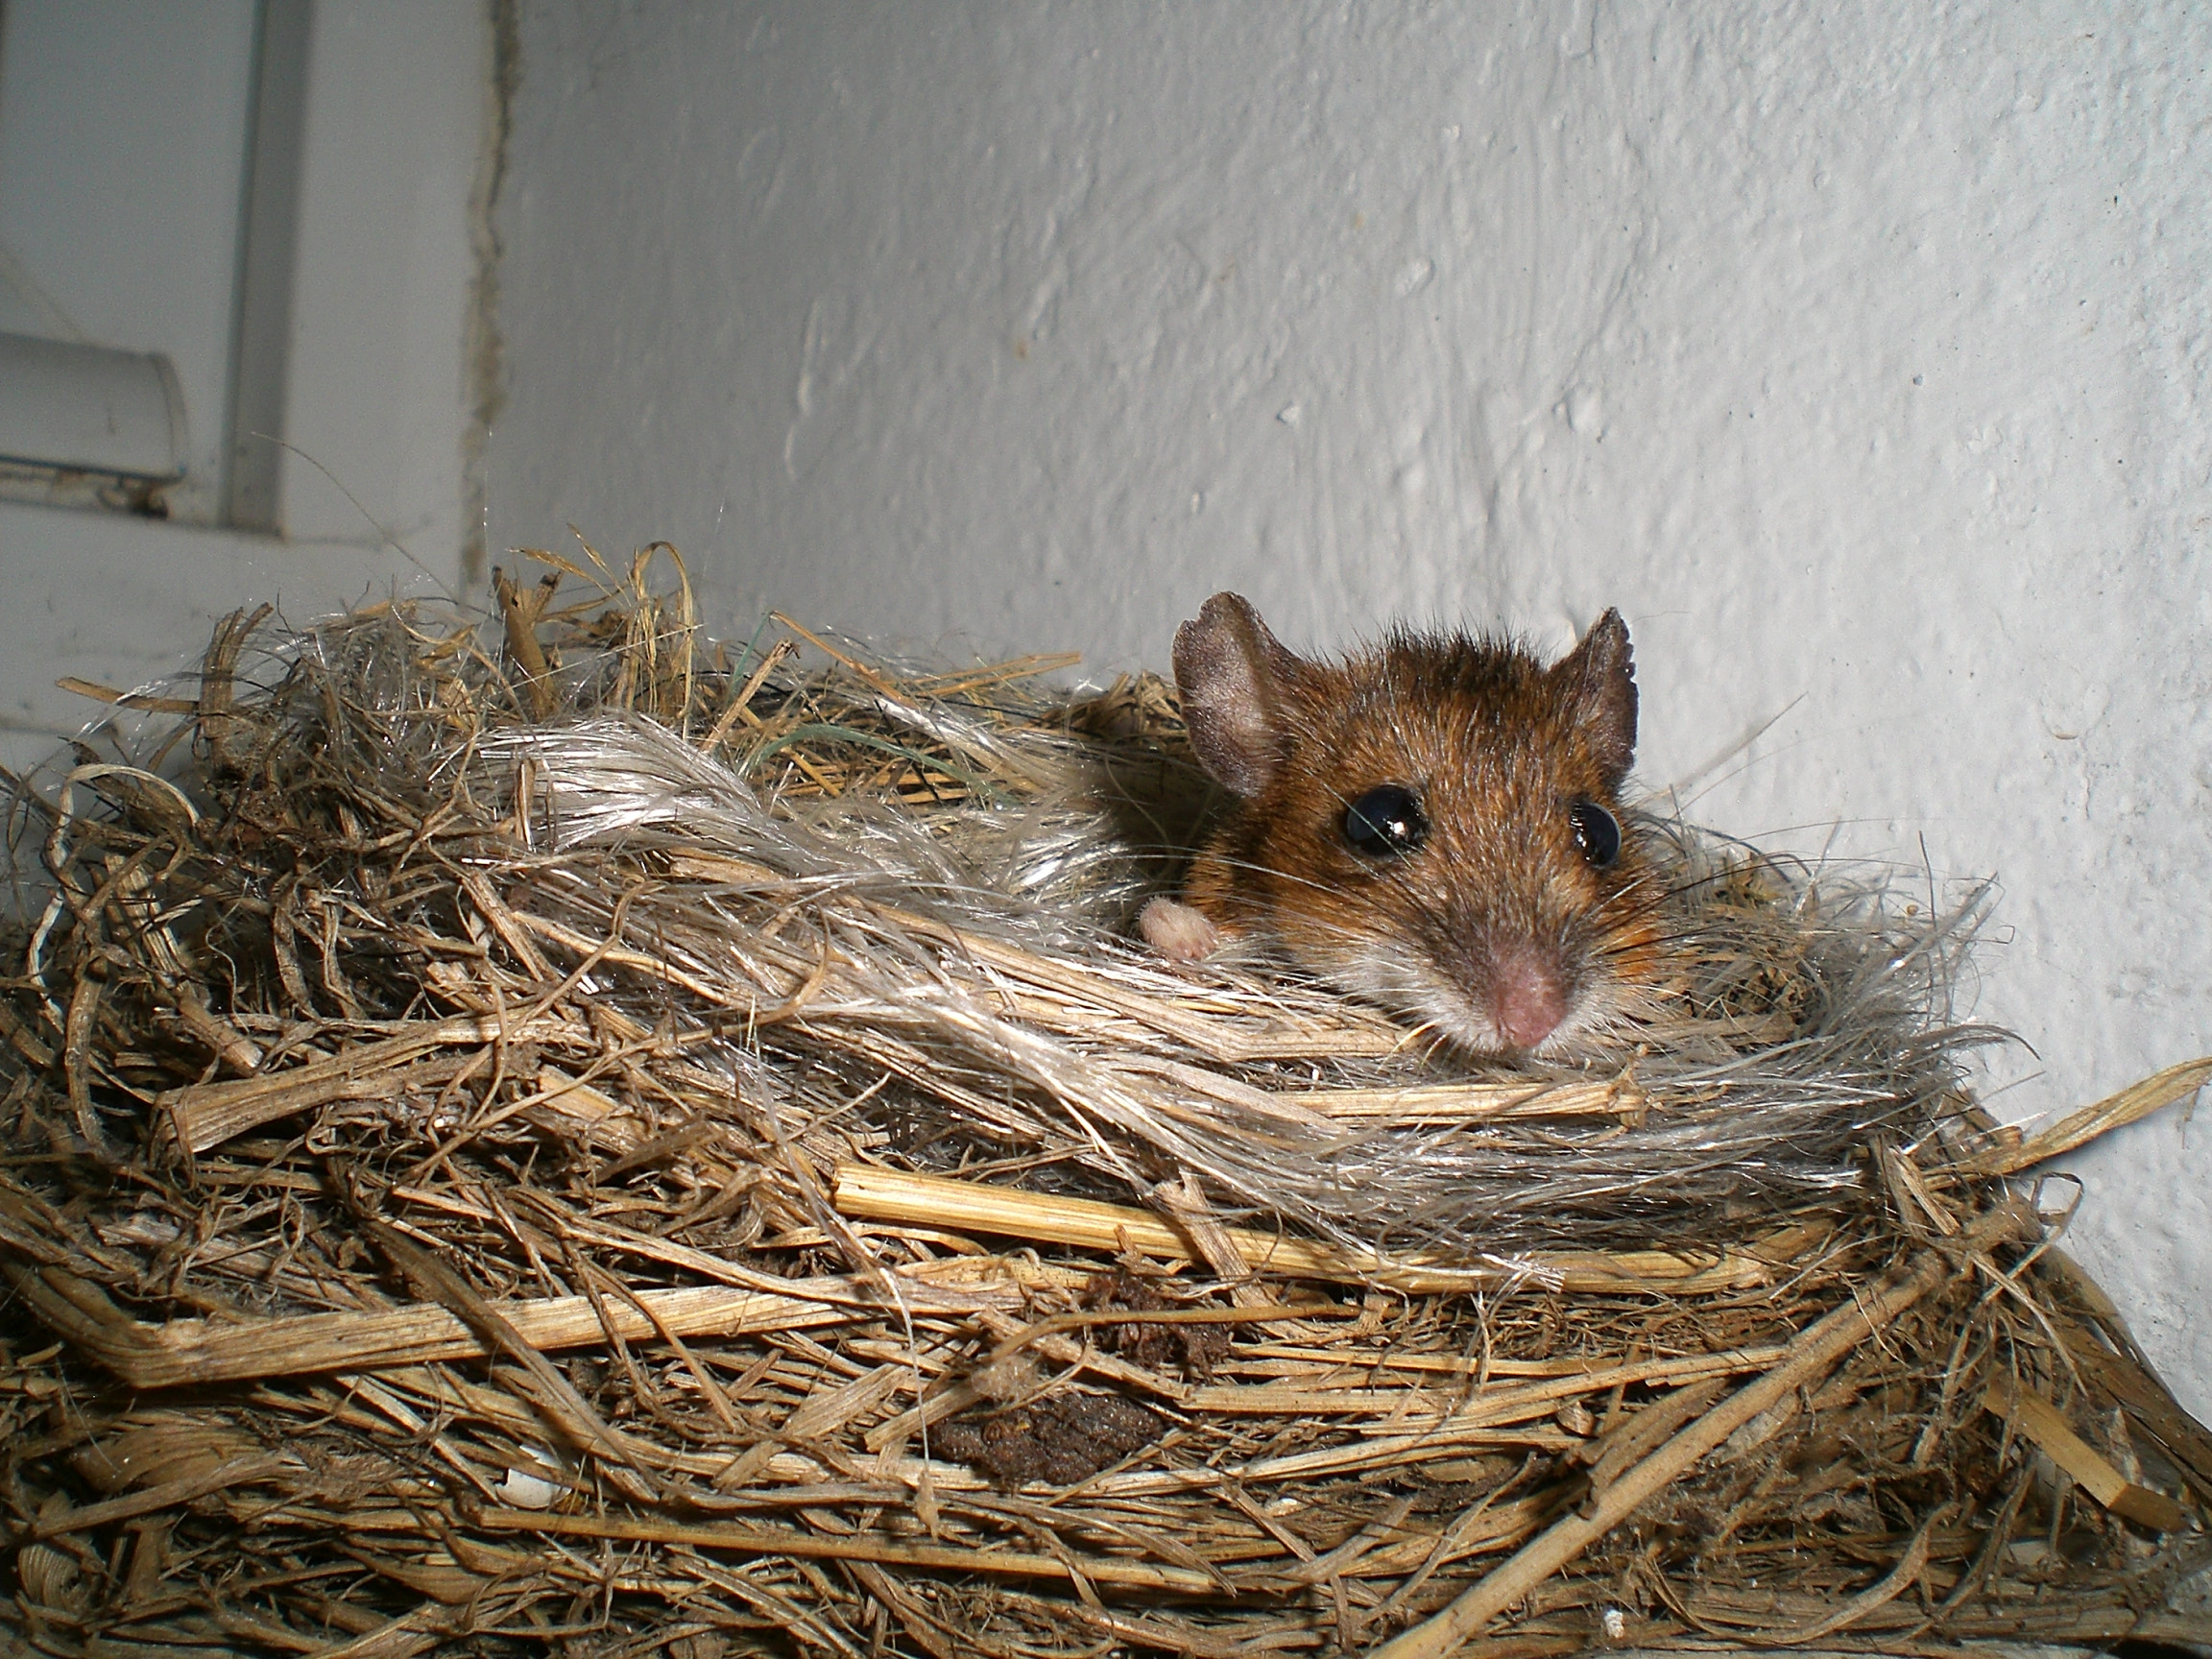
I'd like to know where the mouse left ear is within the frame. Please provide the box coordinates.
[1173,592,1309,797]
[1555,608,1637,785]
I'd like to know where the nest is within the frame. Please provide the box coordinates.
[2,547,2207,1657]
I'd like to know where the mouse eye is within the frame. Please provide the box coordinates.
[1343,785,1428,857]
[1570,801,1622,869]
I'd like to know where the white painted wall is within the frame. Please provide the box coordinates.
[484,2,2211,1415]
[0,0,258,522]
[275,1,491,554]
[0,2,488,775]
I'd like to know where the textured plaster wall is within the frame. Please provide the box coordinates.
[486,3,2212,1415]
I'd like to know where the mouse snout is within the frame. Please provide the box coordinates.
[1486,944,1569,1050]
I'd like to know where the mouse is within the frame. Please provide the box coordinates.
[1137,592,1665,1057]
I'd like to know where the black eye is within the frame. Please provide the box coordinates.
[1570,801,1621,868]
[1343,785,1428,857]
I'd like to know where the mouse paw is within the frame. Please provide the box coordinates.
[1139,896,1221,962]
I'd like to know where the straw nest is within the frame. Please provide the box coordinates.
[2,547,2207,1658]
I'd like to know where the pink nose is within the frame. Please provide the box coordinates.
[1490,950,1568,1049]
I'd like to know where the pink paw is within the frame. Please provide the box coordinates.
[1139,896,1221,962]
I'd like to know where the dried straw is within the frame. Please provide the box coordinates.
[1,544,2205,1657]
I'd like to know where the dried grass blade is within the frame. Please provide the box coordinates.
[1734,1505,1945,1647]
[2067,1341,2212,1506]
[53,676,200,713]
[833,1165,1816,1295]
[704,636,797,751]
[1980,1381,2190,1532]
[27,1453,294,1539]
[369,1222,668,1501]
[1295,1074,1644,1122]
[308,1600,464,1659]
[1369,1204,2025,1659]
[493,565,561,719]
[0,1262,853,1389]
[162,1016,573,1153]
[1980,1054,2212,1174]
[1065,1605,1314,1659]
[197,601,273,768]
[473,1507,1225,1593]
[1573,1376,1727,1512]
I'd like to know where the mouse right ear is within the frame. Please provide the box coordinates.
[1173,592,1305,797]
[1555,607,1638,787]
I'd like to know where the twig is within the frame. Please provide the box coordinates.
[1370,1205,2027,1659]
[834,1165,1814,1295]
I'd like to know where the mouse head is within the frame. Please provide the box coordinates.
[1172,592,1656,1055]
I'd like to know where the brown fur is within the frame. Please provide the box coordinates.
[1156,593,1663,1056]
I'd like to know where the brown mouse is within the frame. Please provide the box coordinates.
[1139,592,1664,1057]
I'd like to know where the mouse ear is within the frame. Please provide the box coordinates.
[1173,592,1307,797]
[1554,608,1637,785]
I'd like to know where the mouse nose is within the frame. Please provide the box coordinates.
[1489,947,1568,1049]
